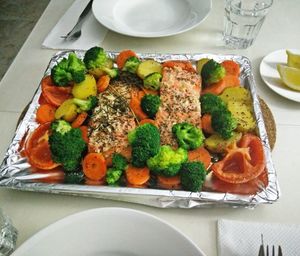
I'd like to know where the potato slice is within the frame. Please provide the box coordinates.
[205,132,242,153]
[72,74,97,99]
[137,60,162,79]
[220,87,252,104]
[55,99,78,122]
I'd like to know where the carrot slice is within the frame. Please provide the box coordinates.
[71,112,88,128]
[82,153,107,181]
[162,60,196,73]
[36,104,56,124]
[97,75,110,93]
[157,175,181,190]
[41,76,72,107]
[141,87,159,95]
[223,75,240,88]
[116,50,137,69]
[125,165,150,186]
[188,147,211,169]
[201,114,214,134]
[139,118,157,127]
[221,60,240,76]
[79,125,89,144]
[201,79,226,95]
[129,90,148,120]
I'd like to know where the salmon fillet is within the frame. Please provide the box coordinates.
[155,66,202,147]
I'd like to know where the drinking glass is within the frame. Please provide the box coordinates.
[223,0,273,49]
[0,209,17,256]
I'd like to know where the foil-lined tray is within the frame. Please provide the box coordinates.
[0,50,280,208]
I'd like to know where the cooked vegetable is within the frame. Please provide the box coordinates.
[201,114,214,134]
[211,109,237,139]
[51,52,86,86]
[122,56,141,73]
[83,46,118,78]
[137,60,162,79]
[64,171,84,184]
[147,145,188,177]
[140,94,161,118]
[54,99,78,122]
[196,58,210,73]
[97,75,110,93]
[116,49,138,69]
[180,161,206,192]
[49,120,87,172]
[200,93,227,115]
[72,74,97,99]
[125,165,150,186]
[187,147,211,169]
[221,60,240,76]
[83,152,107,181]
[36,104,56,124]
[157,175,181,190]
[71,112,88,128]
[112,153,128,170]
[172,122,204,150]
[72,95,98,112]
[79,125,89,143]
[201,59,226,85]
[219,86,252,104]
[106,168,123,185]
[129,90,148,120]
[204,132,242,153]
[143,72,162,91]
[128,123,160,167]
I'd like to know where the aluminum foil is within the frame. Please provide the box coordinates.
[0,50,280,208]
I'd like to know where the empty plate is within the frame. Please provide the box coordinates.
[92,0,212,38]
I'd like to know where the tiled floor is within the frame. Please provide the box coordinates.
[0,0,50,81]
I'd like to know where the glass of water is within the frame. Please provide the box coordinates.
[223,0,273,49]
[0,209,17,256]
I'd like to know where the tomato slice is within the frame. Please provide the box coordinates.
[25,123,60,170]
[211,134,265,184]
[41,75,72,107]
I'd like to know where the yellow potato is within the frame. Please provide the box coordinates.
[137,60,162,79]
[204,132,242,153]
[72,74,97,99]
[220,87,252,104]
[196,58,210,73]
[88,58,114,78]
[55,99,78,122]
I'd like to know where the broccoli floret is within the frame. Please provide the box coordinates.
[72,95,98,112]
[83,46,118,78]
[201,59,226,85]
[64,171,84,184]
[143,72,162,91]
[128,123,160,167]
[140,94,161,118]
[122,56,141,74]
[172,122,204,150]
[211,110,237,139]
[51,52,86,86]
[147,145,188,177]
[112,153,128,170]
[180,161,206,192]
[106,168,123,185]
[49,120,87,172]
[200,93,227,114]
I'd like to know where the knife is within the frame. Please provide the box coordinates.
[62,0,94,41]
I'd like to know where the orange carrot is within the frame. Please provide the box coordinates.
[125,165,150,186]
[201,79,226,95]
[221,60,240,76]
[139,118,157,127]
[162,60,196,73]
[157,175,181,190]
[201,114,214,134]
[223,75,240,88]
[116,50,137,69]
[97,75,110,93]
[129,90,148,120]
[141,87,159,95]
[85,177,106,186]
[119,146,132,161]
[82,153,107,181]
[188,147,211,169]
[71,112,88,128]
[36,104,56,124]
[79,125,89,144]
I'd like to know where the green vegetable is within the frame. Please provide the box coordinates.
[211,110,237,139]
[180,161,206,192]
[64,171,84,184]
[200,93,227,114]
[201,59,226,85]
[128,123,160,167]
[72,95,98,112]
[112,153,128,170]
[51,52,86,86]
[49,120,87,172]
[140,94,161,118]
[172,122,204,150]
[106,168,123,185]
[143,72,162,91]
[147,145,188,177]
[122,56,141,74]
[83,46,119,78]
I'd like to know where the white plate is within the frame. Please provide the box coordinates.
[260,49,300,103]
[92,0,212,38]
[11,208,206,256]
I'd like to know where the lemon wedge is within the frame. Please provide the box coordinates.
[277,64,300,91]
[286,50,300,69]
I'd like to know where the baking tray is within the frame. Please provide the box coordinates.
[0,50,280,208]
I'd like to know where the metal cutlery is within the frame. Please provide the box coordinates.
[258,234,283,256]
[61,0,93,41]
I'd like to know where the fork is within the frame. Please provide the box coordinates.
[258,234,283,256]
[61,0,93,41]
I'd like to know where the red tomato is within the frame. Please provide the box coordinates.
[211,134,266,184]
[41,75,72,107]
